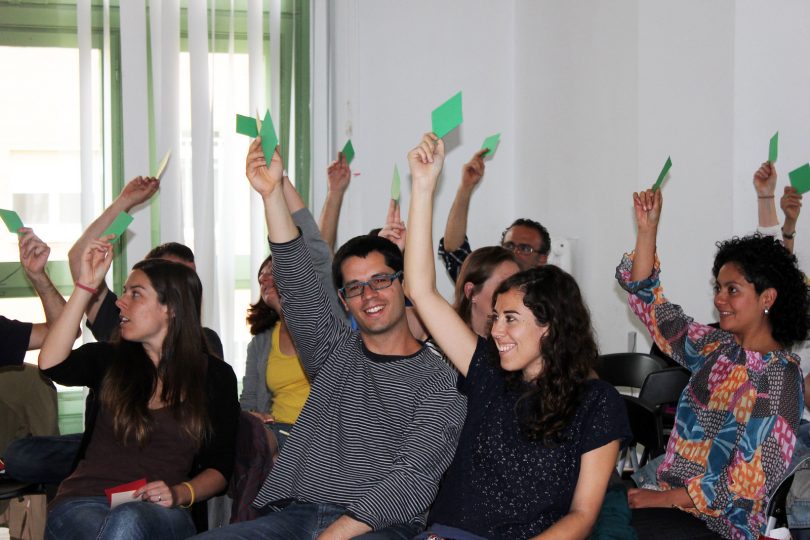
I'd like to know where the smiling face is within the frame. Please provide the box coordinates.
[339,251,407,336]
[257,259,282,312]
[714,262,774,343]
[468,260,520,337]
[115,269,171,355]
[490,288,548,381]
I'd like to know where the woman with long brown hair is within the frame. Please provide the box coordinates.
[39,238,238,540]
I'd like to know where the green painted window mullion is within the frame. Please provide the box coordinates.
[109,32,127,296]
[292,0,310,207]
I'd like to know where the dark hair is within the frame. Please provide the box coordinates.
[332,235,403,289]
[501,218,551,256]
[145,242,195,264]
[453,246,517,328]
[99,259,208,447]
[712,234,810,347]
[493,266,598,445]
[367,228,382,237]
[247,254,280,335]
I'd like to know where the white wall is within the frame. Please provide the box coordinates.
[316,0,810,354]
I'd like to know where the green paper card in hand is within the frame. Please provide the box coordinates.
[101,212,134,241]
[236,114,258,137]
[342,140,355,165]
[769,132,779,163]
[789,163,810,194]
[652,156,673,191]
[259,110,279,162]
[431,91,463,139]
[391,165,401,203]
[481,133,501,157]
[0,209,24,234]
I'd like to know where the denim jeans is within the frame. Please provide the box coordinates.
[4,433,82,484]
[192,501,420,539]
[46,496,196,540]
[787,422,810,532]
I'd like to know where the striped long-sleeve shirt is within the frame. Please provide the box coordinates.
[253,233,467,531]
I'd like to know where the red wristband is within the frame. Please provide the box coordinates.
[75,282,98,295]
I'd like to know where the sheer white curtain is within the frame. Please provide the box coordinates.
[77,1,279,371]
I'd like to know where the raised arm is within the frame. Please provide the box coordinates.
[68,176,159,324]
[318,152,351,253]
[442,149,487,252]
[246,139,296,243]
[18,229,67,329]
[378,199,406,253]
[406,133,478,376]
[630,189,662,282]
[754,161,779,229]
[39,238,113,370]
[780,186,802,254]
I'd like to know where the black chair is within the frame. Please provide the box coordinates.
[620,395,665,473]
[595,353,668,393]
[639,367,690,437]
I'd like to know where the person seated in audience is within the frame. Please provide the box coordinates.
[620,188,809,539]
[40,238,239,540]
[439,148,551,280]
[241,174,344,450]
[0,228,68,368]
[406,133,629,540]
[193,138,466,539]
[452,246,519,337]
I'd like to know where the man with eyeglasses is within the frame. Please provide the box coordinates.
[438,149,551,281]
[195,140,466,540]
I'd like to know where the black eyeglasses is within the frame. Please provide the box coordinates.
[502,242,540,255]
[339,271,403,299]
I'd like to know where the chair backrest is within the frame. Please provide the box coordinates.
[622,395,665,460]
[595,353,668,390]
[639,367,690,408]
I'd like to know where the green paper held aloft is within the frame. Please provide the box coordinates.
[652,156,673,191]
[769,132,779,163]
[259,110,279,162]
[481,133,501,157]
[236,114,258,138]
[789,163,810,194]
[102,212,134,241]
[391,165,401,202]
[342,140,355,165]
[0,209,24,234]
[431,91,463,139]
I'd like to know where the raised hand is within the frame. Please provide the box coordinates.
[327,152,351,194]
[461,149,487,190]
[246,138,284,197]
[18,228,50,278]
[118,176,160,210]
[781,186,803,223]
[753,161,777,198]
[633,188,663,233]
[408,133,445,192]
[379,199,407,252]
[79,237,114,290]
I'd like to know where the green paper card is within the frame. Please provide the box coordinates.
[652,156,673,191]
[0,209,24,234]
[259,110,279,162]
[769,132,779,163]
[431,91,463,139]
[481,133,501,157]
[391,165,401,202]
[789,163,810,194]
[101,212,134,241]
[236,114,258,137]
[155,149,171,179]
[342,139,355,165]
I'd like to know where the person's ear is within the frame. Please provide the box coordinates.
[338,293,349,312]
[464,282,475,301]
[761,288,777,314]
